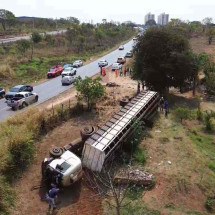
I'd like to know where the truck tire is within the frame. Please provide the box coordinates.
[35,96,38,102]
[49,147,64,158]
[120,98,129,107]
[80,126,96,141]
[21,102,28,109]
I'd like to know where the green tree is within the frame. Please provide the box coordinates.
[173,107,192,123]
[0,9,16,32]
[16,39,31,57]
[30,32,42,60]
[132,27,196,93]
[75,77,105,110]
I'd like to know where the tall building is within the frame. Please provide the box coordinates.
[157,13,169,25]
[145,13,155,24]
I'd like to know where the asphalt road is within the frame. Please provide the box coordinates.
[0,40,133,122]
[0,30,67,44]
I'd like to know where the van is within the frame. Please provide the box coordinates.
[117,57,126,64]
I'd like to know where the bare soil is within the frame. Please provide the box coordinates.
[12,63,137,215]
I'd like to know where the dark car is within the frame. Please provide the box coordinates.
[5,85,33,100]
[47,65,64,78]
[0,87,5,98]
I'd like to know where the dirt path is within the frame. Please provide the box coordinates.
[11,64,137,215]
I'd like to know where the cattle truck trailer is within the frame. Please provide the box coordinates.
[42,91,160,187]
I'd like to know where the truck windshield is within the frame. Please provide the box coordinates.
[56,162,71,173]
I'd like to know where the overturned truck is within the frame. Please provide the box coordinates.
[42,91,160,187]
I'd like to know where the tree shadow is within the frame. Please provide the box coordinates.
[167,94,200,110]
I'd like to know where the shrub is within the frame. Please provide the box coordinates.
[173,107,192,123]
[0,64,15,80]
[134,148,147,165]
[196,108,203,121]
[205,197,215,212]
[204,111,214,132]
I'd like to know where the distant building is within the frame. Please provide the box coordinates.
[145,13,155,24]
[157,13,169,25]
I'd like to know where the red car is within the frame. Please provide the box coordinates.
[47,65,64,78]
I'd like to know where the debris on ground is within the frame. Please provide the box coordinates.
[106,82,120,87]
[114,169,155,187]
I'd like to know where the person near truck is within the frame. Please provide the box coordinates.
[45,184,60,211]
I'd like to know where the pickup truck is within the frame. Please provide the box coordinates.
[6,92,39,110]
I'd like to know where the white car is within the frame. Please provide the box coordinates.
[61,75,76,85]
[98,59,108,67]
[61,67,77,77]
[73,60,83,68]
[119,45,124,50]
[112,63,122,71]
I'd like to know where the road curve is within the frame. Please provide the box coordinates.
[0,40,133,122]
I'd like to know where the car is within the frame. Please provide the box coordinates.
[98,59,108,67]
[6,92,38,110]
[5,85,33,100]
[63,64,73,69]
[73,60,83,68]
[47,65,64,78]
[119,45,124,50]
[125,51,133,58]
[117,56,126,64]
[112,63,122,71]
[61,67,77,77]
[0,87,5,98]
[61,75,76,85]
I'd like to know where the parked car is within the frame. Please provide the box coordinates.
[61,67,77,77]
[47,65,64,78]
[0,87,5,98]
[5,85,33,100]
[61,75,76,85]
[119,45,124,50]
[63,64,73,69]
[6,92,38,110]
[98,59,108,67]
[117,56,126,64]
[112,63,122,71]
[125,51,133,58]
[73,60,83,68]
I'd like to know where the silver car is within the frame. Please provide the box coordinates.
[61,75,76,85]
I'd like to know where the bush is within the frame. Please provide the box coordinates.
[204,111,214,132]
[196,108,203,121]
[173,107,192,123]
[134,148,147,164]
[0,64,15,80]
[205,197,215,212]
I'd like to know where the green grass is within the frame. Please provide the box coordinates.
[134,148,147,165]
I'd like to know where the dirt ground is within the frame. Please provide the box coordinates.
[11,63,138,215]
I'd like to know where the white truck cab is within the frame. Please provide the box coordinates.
[44,150,82,187]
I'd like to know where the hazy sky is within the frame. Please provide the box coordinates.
[1,0,215,23]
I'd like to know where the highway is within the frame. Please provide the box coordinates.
[0,40,133,122]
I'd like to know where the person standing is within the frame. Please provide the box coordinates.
[124,67,127,77]
[164,100,169,117]
[159,97,164,112]
[45,185,60,211]
[137,82,140,94]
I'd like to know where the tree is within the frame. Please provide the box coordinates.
[30,32,42,59]
[0,9,16,32]
[173,107,191,123]
[16,39,31,57]
[132,27,196,93]
[75,77,105,110]
[145,19,156,27]
[67,17,80,25]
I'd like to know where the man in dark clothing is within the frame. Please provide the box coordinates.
[45,185,60,210]
[159,97,164,111]
[137,82,140,94]
[164,100,169,117]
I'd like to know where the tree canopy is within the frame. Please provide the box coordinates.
[132,27,198,93]
[0,9,16,31]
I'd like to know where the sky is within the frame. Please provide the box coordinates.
[1,0,215,24]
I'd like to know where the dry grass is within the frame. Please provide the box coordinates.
[0,64,15,80]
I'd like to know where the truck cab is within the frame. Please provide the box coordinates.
[43,150,82,187]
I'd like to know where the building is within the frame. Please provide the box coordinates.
[145,13,155,24]
[157,13,169,25]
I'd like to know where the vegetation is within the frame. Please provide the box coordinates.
[75,77,105,110]
[173,107,192,123]
[132,27,198,94]
[0,21,135,88]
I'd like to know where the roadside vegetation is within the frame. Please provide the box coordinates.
[0,9,135,88]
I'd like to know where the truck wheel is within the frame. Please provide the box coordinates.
[35,96,38,102]
[49,147,64,158]
[120,98,129,107]
[80,126,96,141]
[21,102,28,109]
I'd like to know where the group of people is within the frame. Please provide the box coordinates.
[100,66,132,78]
[159,97,169,117]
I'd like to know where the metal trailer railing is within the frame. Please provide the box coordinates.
[82,91,160,172]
